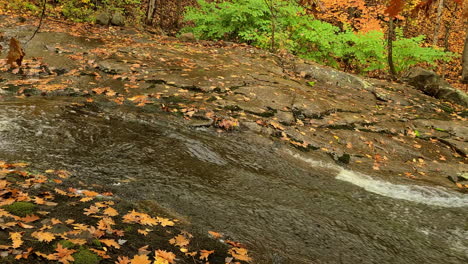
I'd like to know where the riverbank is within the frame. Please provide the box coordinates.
[0,14,467,264]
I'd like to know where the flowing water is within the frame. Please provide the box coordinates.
[0,96,466,264]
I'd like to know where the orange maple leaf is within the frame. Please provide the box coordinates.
[154,250,176,264]
[130,254,151,264]
[228,247,252,262]
[103,206,119,216]
[169,234,189,247]
[32,231,56,243]
[54,244,76,264]
[10,232,23,248]
[208,231,223,239]
[116,256,131,264]
[99,239,121,249]
[199,249,214,261]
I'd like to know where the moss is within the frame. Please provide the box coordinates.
[72,249,100,264]
[2,202,36,217]
[92,239,102,248]
[57,240,75,249]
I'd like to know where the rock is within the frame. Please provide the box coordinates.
[276,110,295,125]
[178,33,196,42]
[97,60,129,74]
[95,12,111,25]
[110,12,125,26]
[294,61,373,91]
[404,67,468,107]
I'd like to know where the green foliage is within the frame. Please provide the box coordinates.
[59,0,95,22]
[2,202,36,217]
[57,240,76,249]
[183,0,454,74]
[183,0,301,49]
[72,249,100,264]
[392,30,454,73]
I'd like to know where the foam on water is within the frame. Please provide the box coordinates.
[287,151,468,208]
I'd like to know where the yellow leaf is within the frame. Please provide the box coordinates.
[169,234,189,247]
[199,249,214,261]
[31,231,55,243]
[10,232,23,248]
[130,254,151,264]
[99,239,120,249]
[103,207,119,216]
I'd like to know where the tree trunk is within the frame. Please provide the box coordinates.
[462,25,468,83]
[146,0,157,25]
[387,18,397,78]
[432,0,444,46]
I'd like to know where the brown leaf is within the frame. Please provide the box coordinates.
[54,244,76,264]
[208,231,223,239]
[199,250,214,261]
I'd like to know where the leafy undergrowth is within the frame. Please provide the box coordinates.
[0,161,251,264]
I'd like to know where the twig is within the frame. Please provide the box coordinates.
[25,0,47,46]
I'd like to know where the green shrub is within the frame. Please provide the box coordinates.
[392,30,454,73]
[183,0,454,74]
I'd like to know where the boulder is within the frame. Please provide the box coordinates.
[96,12,111,25]
[294,61,373,91]
[110,12,125,27]
[404,67,468,107]
[97,60,130,74]
[276,111,295,126]
[178,33,196,42]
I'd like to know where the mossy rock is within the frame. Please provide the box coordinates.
[2,202,36,217]
[73,249,100,264]
[57,240,76,249]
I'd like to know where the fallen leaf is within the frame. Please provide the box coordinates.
[199,249,214,261]
[31,231,55,243]
[10,232,23,248]
[130,254,151,264]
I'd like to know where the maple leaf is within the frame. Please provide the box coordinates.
[103,206,119,216]
[208,231,223,239]
[84,205,100,215]
[228,247,251,262]
[54,244,76,264]
[32,231,56,242]
[15,247,33,260]
[21,214,40,223]
[116,256,131,264]
[67,238,86,245]
[169,234,189,247]
[10,232,23,248]
[130,254,151,264]
[154,250,176,264]
[100,239,121,249]
[199,250,214,261]
[90,248,111,259]
[157,217,174,227]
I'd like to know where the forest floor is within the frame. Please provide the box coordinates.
[0,14,467,264]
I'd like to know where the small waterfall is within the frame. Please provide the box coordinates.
[287,151,468,208]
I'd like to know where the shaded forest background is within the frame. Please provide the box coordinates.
[1,0,467,91]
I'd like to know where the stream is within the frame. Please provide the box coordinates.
[0,96,466,264]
